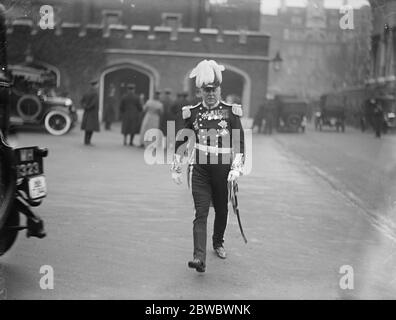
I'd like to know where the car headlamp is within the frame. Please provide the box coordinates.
[65,98,73,106]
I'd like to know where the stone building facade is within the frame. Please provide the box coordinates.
[261,0,372,100]
[4,0,269,119]
[367,0,396,96]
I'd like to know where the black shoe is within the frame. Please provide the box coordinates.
[188,259,206,273]
[213,246,227,259]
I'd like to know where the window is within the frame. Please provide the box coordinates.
[291,16,303,25]
[284,29,290,40]
[102,10,122,26]
[162,13,182,29]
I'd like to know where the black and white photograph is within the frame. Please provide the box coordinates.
[1,0,396,305]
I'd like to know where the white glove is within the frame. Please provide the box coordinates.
[172,172,183,185]
[228,153,244,182]
[227,169,240,182]
[171,154,183,185]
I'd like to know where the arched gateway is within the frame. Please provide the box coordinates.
[99,62,158,121]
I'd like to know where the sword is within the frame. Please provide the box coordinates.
[228,180,247,244]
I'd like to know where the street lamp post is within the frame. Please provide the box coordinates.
[272,51,283,72]
[267,51,283,99]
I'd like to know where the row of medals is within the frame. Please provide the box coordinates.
[199,111,228,136]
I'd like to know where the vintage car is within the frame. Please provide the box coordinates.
[1,5,47,256]
[316,94,346,132]
[315,107,346,132]
[274,95,308,133]
[8,64,77,135]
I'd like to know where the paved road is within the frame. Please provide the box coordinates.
[274,124,396,230]
[1,124,396,299]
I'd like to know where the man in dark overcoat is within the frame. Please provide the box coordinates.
[119,83,142,146]
[81,79,100,145]
[372,98,384,138]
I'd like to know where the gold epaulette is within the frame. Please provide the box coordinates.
[231,104,243,117]
[182,103,200,119]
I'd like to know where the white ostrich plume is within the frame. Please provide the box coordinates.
[189,59,225,88]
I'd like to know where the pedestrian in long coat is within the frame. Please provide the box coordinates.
[372,99,384,138]
[81,79,100,145]
[119,83,142,146]
[139,91,163,147]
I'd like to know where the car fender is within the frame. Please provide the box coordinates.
[0,131,17,232]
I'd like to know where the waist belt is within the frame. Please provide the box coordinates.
[195,143,232,154]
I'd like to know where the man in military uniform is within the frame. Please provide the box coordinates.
[171,60,245,273]
[81,79,100,146]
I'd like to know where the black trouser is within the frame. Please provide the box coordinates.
[124,134,135,145]
[84,131,93,145]
[191,163,230,264]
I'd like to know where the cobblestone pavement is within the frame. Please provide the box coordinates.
[1,124,396,299]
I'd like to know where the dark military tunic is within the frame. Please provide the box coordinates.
[175,100,244,163]
[175,100,245,265]
[80,88,100,132]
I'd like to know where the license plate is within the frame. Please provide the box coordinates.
[28,176,47,200]
[15,147,44,178]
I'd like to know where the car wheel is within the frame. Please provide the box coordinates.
[44,110,72,136]
[0,209,19,256]
[16,94,43,121]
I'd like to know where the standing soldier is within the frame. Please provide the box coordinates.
[119,83,142,146]
[81,79,100,146]
[372,98,384,138]
[171,60,245,273]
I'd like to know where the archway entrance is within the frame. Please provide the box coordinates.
[102,68,150,121]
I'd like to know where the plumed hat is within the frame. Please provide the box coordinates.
[189,59,225,88]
